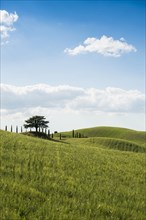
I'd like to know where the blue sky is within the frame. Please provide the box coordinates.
[0,0,145,131]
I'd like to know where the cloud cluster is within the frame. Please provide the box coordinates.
[1,83,145,114]
[64,35,137,57]
[0,10,18,44]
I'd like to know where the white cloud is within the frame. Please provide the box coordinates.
[1,106,145,132]
[0,10,18,25]
[1,84,145,131]
[64,35,137,57]
[0,25,15,39]
[0,10,18,44]
[1,83,145,114]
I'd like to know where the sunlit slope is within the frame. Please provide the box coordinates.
[66,137,146,153]
[62,126,146,145]
[1,130,145,220]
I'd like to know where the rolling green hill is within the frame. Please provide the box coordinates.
[66,137,146,153]
[1,129,146,220]
[61,126,146,145]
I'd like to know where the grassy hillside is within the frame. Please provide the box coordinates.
[60,126,146,145]
[1,130,146,220]
[66,137,146,154]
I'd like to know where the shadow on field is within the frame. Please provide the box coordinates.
[22,132,69,144]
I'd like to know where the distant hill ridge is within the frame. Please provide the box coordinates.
[61,126,146,145]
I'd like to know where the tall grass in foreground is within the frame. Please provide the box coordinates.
[1,130,146,220]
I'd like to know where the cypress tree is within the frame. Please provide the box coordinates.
[72,129,75,138]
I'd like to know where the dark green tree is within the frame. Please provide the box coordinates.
[24,116,49,133]
[72,129,75,138]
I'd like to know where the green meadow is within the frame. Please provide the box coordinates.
[0,127,146,220]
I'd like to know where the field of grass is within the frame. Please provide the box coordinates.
[66,137,146,154]
[1,128,146,220]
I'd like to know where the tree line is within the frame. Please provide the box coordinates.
[4,115,87,139]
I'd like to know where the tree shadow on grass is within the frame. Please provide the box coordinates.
[22,132,69,144]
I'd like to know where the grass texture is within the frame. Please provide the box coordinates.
[0,128,146,220]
